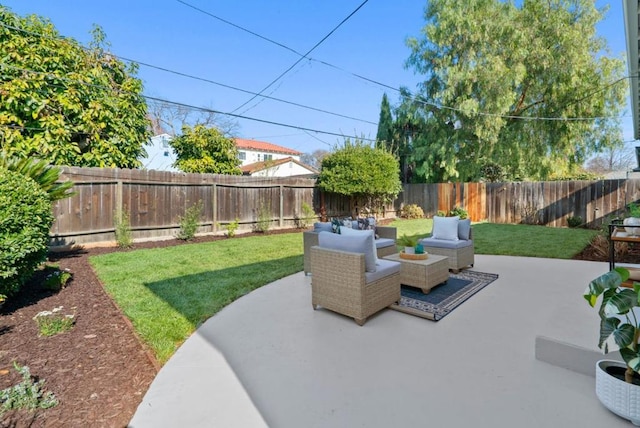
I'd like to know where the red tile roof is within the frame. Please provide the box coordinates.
[235,138,302,156]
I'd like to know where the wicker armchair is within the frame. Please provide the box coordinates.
[420,229,474,273]
[303,225,397,275]
[310,237,401,326]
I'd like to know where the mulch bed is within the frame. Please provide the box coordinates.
[0,229,295,428]
[0,223,625,427]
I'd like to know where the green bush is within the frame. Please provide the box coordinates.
[254,202,272,233]
[114,209,133,248]
[449,206,468,219]
[0,169,53,296]
[222,218,240,237]
[401,204,424,219]
[296,202,316,229]
[567,216,583,228]
[177,200,203,240]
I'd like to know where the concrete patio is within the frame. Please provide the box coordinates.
[129,255,631,427]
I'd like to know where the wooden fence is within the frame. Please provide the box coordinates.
[401,179,640,228]
[49,167,640,247]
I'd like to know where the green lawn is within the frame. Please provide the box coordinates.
[90,221,599,364]
[90,233,304,364]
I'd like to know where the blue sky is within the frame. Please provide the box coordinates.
[2,1,634,155]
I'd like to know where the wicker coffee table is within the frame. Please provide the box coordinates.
[383,253,449,293]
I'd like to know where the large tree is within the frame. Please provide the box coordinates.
[170,124,241,174]
[0,6,150,168]
[301,149,330,170]
[404,0,627,182]
[375,93,393,151]
[317,139,401,216]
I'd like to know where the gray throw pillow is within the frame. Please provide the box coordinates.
[458,218,471,240]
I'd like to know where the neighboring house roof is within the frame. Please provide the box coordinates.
[235,138,302,156]
[241,157,319,176]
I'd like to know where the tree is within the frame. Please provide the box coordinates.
[146,99,239,138]
[405,0,627,182]
[0,6,150,168]
[301,149,330,170]
[585,145,636,175]
[375,93,393,151]
[170,124,241,174]
[317,139,401,216]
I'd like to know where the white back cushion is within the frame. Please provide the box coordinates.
[432,216,460,241]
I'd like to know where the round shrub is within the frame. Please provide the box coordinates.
[0,169,53,296]
[401,204,425,219]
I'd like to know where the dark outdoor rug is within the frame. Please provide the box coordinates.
[390,270,499,321]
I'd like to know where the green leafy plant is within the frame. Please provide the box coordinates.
[33,306,76,337]
[0,152,74,202]
[0,169,54,297]
[0,362,58,416]
[296,202,316,229]
[628,203,640,218]
[114,209,133,248]
[401,204,425,219]
[449,206,468,219]
[584,267,640,383]
[397,234,419,248]
[222,218,240,237]
[177,200,203,241]
[42,266,72,292]
[254,202,272,233]
[566,216,583,228]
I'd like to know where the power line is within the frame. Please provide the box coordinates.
[0,21,377,126]
[230,0,370,114]
[0,64,378,143]
[0,21,633,123]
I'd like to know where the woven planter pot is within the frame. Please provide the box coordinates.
[596,360,640,426]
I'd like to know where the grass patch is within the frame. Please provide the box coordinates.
[90,233,303,364]
[388,219,597,259]
[471,223,597,259]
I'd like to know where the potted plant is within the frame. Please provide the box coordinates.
[584,267,640,425]
[397,234,419,254]
[624,203,640,236]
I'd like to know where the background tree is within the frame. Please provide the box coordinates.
[375,93,393,151]
[170,124,241,174]
[0,6,150,168]
[301,149,330,170]
[404,0,627,182]
[585,145,636,176]
[317,139,401,216]
[146,99,239,138]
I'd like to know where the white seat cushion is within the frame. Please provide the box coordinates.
[318,231,377,272]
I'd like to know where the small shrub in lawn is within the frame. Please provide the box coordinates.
[449,206,468,219]
[254,202,272,233]
[401,204,424,219]
[177,200,203,240]
[114,209,133,248]
[33,306,75,337]
[0,362,58,416]
[42,265,72,292]
[567,216,583,228]
[0,169,53,297]
[295,202,316,229]
[221,218,240,237]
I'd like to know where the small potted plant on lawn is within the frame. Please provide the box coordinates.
[397,234,419,255]
[584,267,640,425]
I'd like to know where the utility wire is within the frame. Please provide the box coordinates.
[0,64,377,143]
[0,21,377,126]
[0,21,633,122]
[230,0,370,114]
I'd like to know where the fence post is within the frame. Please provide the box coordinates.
[115,180,123,224]
[279,185,284,228]
[212,183,217,233]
